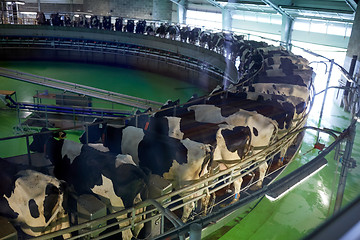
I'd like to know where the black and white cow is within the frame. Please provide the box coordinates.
[135,20,146,34]
[80,122,214,222]
[180,26,190,42]
[129,113,252,202]
[207,90,295,131]
[247,83,310,102]
[166,25,180,40]
[42,138,149,240]
[186,104,278,191]
[145,24,155,36]
[126,101,259,201]
[200,31,212,49]
[240,91,308,124]
[115,17,123,32]
[0,159,70,238]
[156,23,167,38]
[188,27,201,44]
[126,20,135,33]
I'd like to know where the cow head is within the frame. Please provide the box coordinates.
[154,99,180,117]
[29,127,52,153]
[30,128,67,153]
[112,164,149,209]
[126,108,152,129]
[79,118,106,144]
[221,126,252,158]
[45,138,75,183]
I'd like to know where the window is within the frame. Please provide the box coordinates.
[186,10,222,29]
[294,18,351,38]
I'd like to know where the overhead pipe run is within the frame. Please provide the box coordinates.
[261,0,294,20]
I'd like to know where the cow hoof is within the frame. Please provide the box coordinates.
[220,197,239,207]
[229,198,239,205]
[249,185,261,191]
[226,188,233,194]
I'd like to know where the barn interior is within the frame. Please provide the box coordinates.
[0,0,360,239]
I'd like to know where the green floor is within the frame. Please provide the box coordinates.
[0,61,206,157]
[208,63,360,239]
[0,61,359,239]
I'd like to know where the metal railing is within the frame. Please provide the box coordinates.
[0,67,164,110]
[1,18,358,239]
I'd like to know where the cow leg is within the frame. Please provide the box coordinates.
[92,175,133,240]
[229,177,243,205]
[250,162,268,190]
[200,188,211,216]
[181,200,195,223]
[131,193,144,238]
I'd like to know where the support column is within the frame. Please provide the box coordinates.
[281,15,293,50]
[339,3,360,108]
[222,9,231,31]
[37,0,41,12]
[153,0,172,21]
[1,1,5,24]
[178,0,187,24]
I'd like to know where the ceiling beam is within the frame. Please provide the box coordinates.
[205,0,225,10]
[169,0,184,7]
[261,0,294,20]
[344,0,357,12]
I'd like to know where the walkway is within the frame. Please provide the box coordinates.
[0,67,164,110]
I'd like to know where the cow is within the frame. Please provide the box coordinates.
[156,23,167,38]
[184,104,279,191]
[29,128,66,153]
[126,20,135,33]
[264,54,310,68]
[115,17,123,32]
[50,13,61,26]
[211,32,225,53]
[102,16,112,30]
[241,91,308,123]
[127,113,252,203]
[79,122,214,222]
[166,25,180,40]
[135,20,146,34]
[200,31,212,49]
[36,12,46,25]
[90,15,100,29]
[207,90,295,131]
[247,83,310,102]
[145,24,155,36]
[188,27,201,45]
[0,159,70,238]
[187,104,278,153]
[41,138,149,240]
[127,112,252,160]
[180,26,190,42]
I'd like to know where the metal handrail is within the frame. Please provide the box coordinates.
[0,67,164,110]
[0,36,235,85]
[27,108,318,239]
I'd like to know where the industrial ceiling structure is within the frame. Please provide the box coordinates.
[179,0,358,22]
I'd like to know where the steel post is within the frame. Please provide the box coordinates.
[26,135,32,166]
[334,121,356,213]
[189,223,202,240]
[317,59,334,142]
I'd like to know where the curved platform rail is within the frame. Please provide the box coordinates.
[0,25,238,86]
[0,67,163,110]
[27,108,318,240]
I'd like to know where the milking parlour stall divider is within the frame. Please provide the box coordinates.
[0,18,358,240]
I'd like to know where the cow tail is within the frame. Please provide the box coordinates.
[199,145,214,178]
